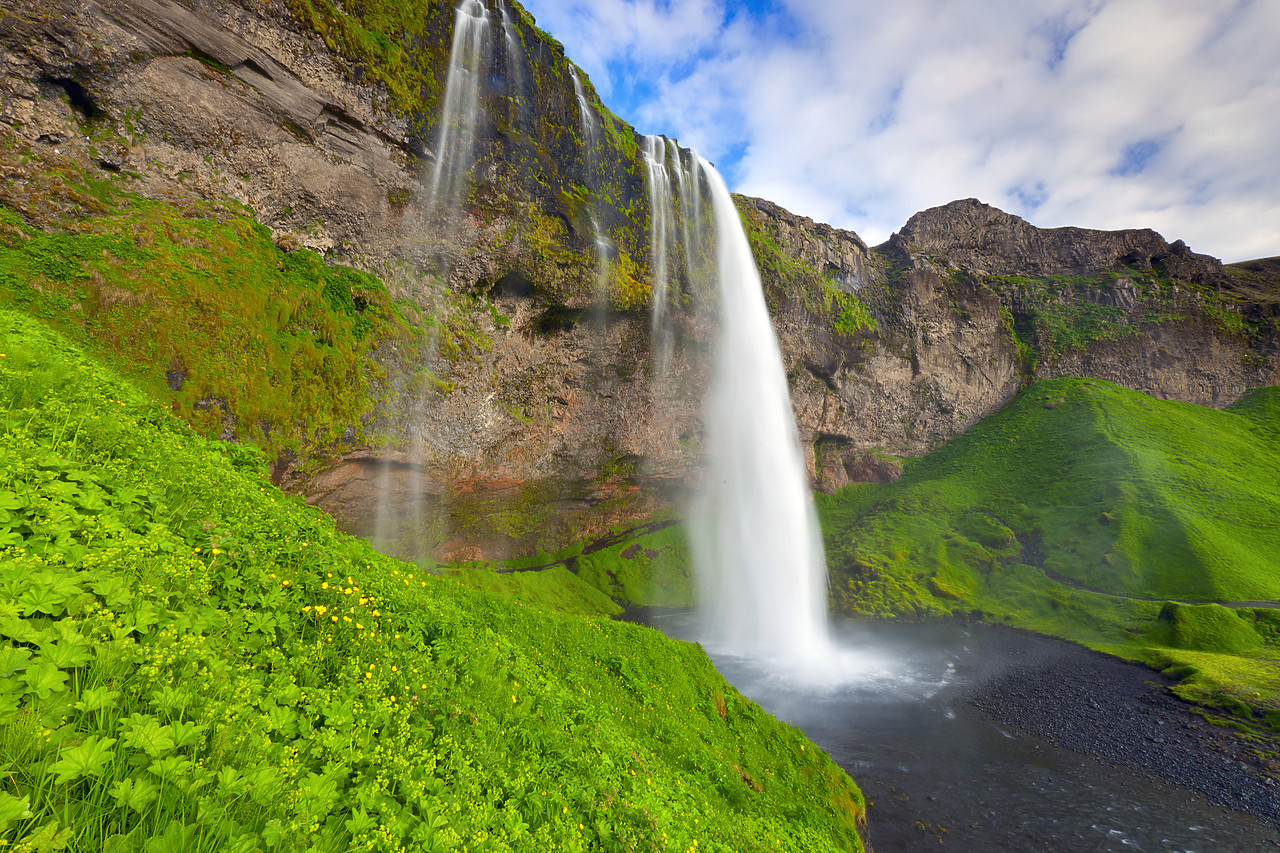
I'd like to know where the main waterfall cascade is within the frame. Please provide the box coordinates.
[640,139,834,668]
[689,159,834,668]
[405,0,834,668]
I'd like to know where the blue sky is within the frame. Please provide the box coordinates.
[516,0,1280,262]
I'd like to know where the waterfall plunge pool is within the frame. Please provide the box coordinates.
[639,613,1280,852]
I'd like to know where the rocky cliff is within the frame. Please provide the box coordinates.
[2,0,1277,558]
[740,197,1280,491]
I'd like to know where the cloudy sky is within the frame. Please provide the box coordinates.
[516,0,1280,262]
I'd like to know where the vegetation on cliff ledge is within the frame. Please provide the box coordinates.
[0,310,866,851]
[0,133,431,470]
[818,376,1280,728]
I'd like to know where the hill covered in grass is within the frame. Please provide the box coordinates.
[818,376,1280,719]
[0,309,867,852]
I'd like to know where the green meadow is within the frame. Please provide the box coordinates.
[818,376,1280,724]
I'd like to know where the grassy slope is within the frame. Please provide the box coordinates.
[445,521,697,619]
[0,311,865,852]
[0,133,434,468]
[818,377,1280,718]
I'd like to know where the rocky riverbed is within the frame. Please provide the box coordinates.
[964,626,1280,830]
[640,613,1280,851]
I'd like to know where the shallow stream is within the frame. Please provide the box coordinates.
[643,614,1280,852]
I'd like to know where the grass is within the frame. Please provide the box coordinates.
[443,520,697,619]
[818,376,1280,717]
[0,309,866,851]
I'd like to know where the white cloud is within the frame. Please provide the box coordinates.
[515,0,723,92]
[518,0,1280,261]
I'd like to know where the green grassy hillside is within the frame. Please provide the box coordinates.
[0,310,866,852]
[819,377,1280,716]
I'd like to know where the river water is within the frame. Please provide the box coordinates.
[643,613,1280,852]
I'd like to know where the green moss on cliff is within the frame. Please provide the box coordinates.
[977,268,1273,361]
[0,139,421,466]
[285,0,451,129]
[736,200,877,338]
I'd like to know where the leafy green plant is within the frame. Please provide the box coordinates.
[0,309,867,852]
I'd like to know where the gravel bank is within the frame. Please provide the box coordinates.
[962,627,1280,830]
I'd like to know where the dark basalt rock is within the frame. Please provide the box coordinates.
[883,197,1223,281]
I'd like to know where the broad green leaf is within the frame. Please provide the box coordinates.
[147,755,192,783]
[0,792,31,830]
[261,820,286,847]
[102,834,141,853]
[16,819,72,852]
[74,686,120,714]
[129,600,162,635]
[0,568,30,600]
[90,576,131,609]
[37,643,90,669]
[109,776,158,812]
[345,807,378,836]
[31,571,82,601]
[0,617,45,645]
[0,690,20,725]
[150,685,191,717]
[49,735,116,784]
[72,489,107,514]
[216,765,246,794]
[0,646,31,676]
[121,715,175,758]
[20,662,68,700]
[16,587,65,617]
[169,720,206,750]
[143,820,195,853]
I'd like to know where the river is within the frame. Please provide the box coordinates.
[642,614,1280,852]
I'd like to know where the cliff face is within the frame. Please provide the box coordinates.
[2,0,1277,556]
[744,197,1280,491]
[0,0,704,558]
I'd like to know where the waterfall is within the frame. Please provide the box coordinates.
[672,142,707,309]
[569,67,609,303]
[426,0,491,222]
[642,135,677,373]
[568,66,600,162]
[498,2,526,118]
[692,156,833,667]
[372,393,432,561]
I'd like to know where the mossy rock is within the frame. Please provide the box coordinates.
[928,562,976,600]
[957,513,1017,550]
[1148,602,1263,654]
